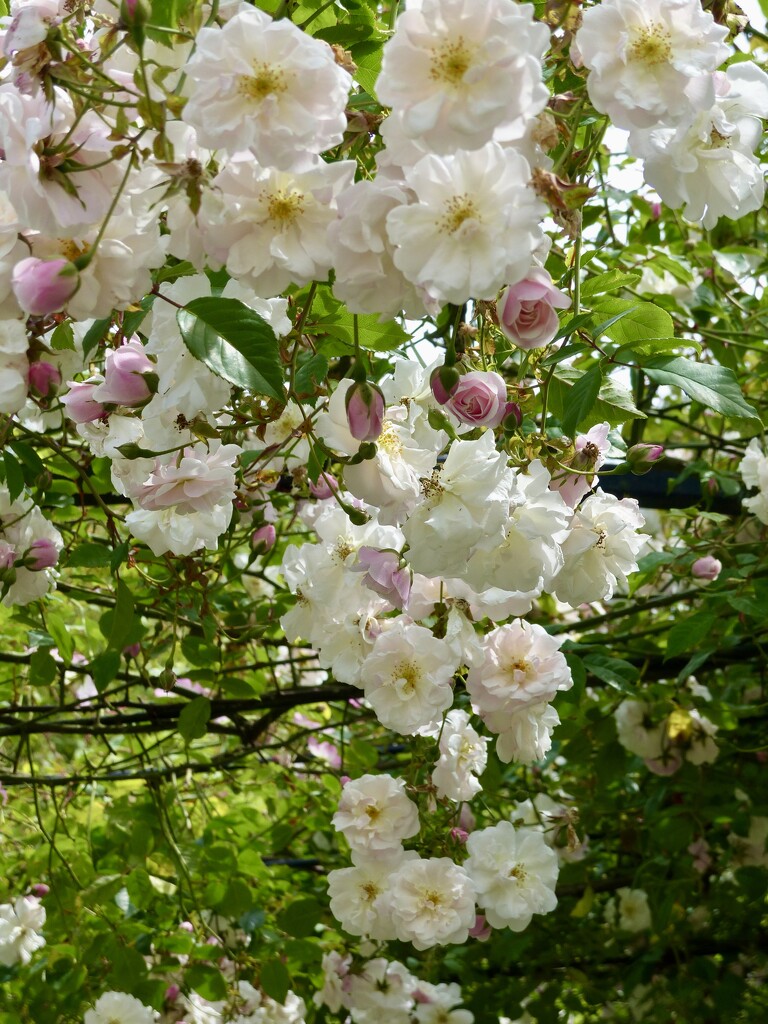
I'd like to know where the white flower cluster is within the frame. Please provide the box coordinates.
[615,699,719,773]
[0,895,46,967]
[0,483,63,606]
[328,774,559,948]
[738,438,768,525]
[314,953,473,1024]
[577,0,768,226]
[168,979,306,1024]
[604,888,652,934]
[84,991,156,1024]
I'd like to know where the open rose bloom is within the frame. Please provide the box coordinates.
[497,269,571,349]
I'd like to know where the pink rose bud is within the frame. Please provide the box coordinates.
[12,257,80,316]
[469,914,492,941]
[445,370,508,428]
[28,360,62,398]
[430,364,461,405]
[61,381,107,423]
[340,775,351,786]
[692,556,722,582]
[345,381,385,442]
[123,642,141,658]
[497,269,571,350]
[179,920,195,933]
[30,883,50,898]
[165,984,181,1003]
[309,472,338,499]
[353,546,411,609]
[91,338,156,406]
[25,537,59,571]
[627,443,664,475]
[251,524,276,551]
[651,202,662,221]
[450,827,469,844]
[501,401,522,429]
[0,540,16,570]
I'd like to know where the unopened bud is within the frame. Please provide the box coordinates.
[28,361,61,398]
[25,537,59,571]
[691,556,722,582]
[345,381,385,442]
[12,257,80,316]
[626,443,664,475]
[430,364,462,405]
[251,524,276,552]
[309,472,338,500]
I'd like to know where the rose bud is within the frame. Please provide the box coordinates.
[497,269,571,349]
[25,537,59,571]
[626,443,664,475]
[445,370,508,428]
[12,257,80,316]
[28,360,61,398]
[0,540,16,570]
[345,380,385,442]
[430,364,461,405]
[61,380,107,423]
[91,338,156,407]
[692,556,722,582]
[30,883,50,898]
[309,472,338,500]
[251,524,276,552]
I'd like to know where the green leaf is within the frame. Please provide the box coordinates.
[276,898,324,938]
[90,651,121,692]
[560,364,603,437]
[67,543,113,568]
[177,297,284,400]
[82,317,112,359]
[126,868,154,910]
[550,366,645,426]
[2,450,24,502]
[294,353,328,395]
[583,653,639,692]
[47,613,75,665]
[100,580,135,650]
[580,270,641,298]
[178,695,211,743]
[260,959,290,1004]
[642,357,760,422]
[50,322,75,351]
[185,965,228,1002]
[592,299,674,346]
[29,650,58,686]
[665,610,718,659]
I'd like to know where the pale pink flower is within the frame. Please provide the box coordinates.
[91,339,155,407]
[61,381,106,424]
[445,370,508,428]
[346,381,386,442]
[135,442,241,515]
[11,257,79,316]
[692,555,722,582]
[497,268,571,349]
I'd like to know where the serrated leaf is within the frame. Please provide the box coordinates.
[592,299,674,345]
[581,270,641,298]
[642,357,760,422]
[3,450,24,502]
[560,364,603,437]
[177,297,283,400]
[82,317,112,358]
[583,653,639,691]
[100,580,135,651]
[260,959,290,1004]
[47,612,74,665]
[551,366,645,426]
[185,965,227,1002]
[29,649,58,686]
[178,695,211,743]
[294,353,328,395]
[67,543,113,568]
[50,321,75,351]
[90,651,121,692]
[126,868,154,910]
[665,610,718,659]
[276,898,324,937]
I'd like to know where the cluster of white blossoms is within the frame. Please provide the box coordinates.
[0,894,46,967]
[738,438,768,525]
[604,888,652,934]
[614,699,719,774]
[160,978,306,1024]
[328,773,559,949]
[314,952,473,1024]
[577,0,768,226]
[0,483,63,606]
